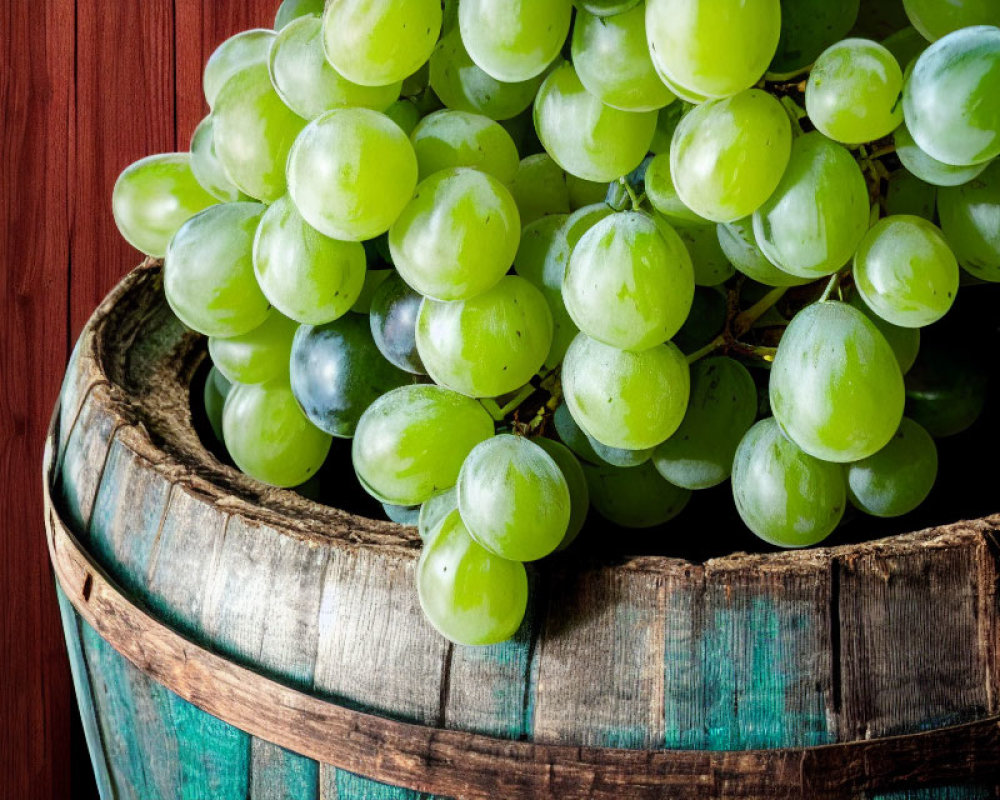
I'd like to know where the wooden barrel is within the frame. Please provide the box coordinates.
[46,262,1000,799]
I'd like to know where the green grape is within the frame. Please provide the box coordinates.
[429,30,543,121]
[905,339,988,437]
[353,384,495,505]
[894,122,989,187]
[203,366,232,443]
[208,311,298,385]
[112,153,217,257]
[902,0,1000,41]
[937,160,1000,281]
[805,38,903,145]
[164,203,270,337]
[415,276,553,398]
[587,438,653,468]
[384,99,422,134]
[350,269,394,313]
[853,215,958,328]
[457,434,570,561]
[644,153,704,226]
[770,301,905,463]
[370,273,426,374]
[673,222,736,286]
[534,437,589,551]
[383,503,420,525]
[571,5,675,112]
[553,402,601,464]
[563,203,615,250]
[323,0,441,87]
[269,16,400,120]
[882,26,928,71]
[419,487,458,541]
[534,63,657,183]
[562,333,690,450]
[513,215,579,367]
[223,381,332,488]
[458,0,572,82]
[575,0,641,15]
[753,132,870,279]
[848,290,921,374]
[287,108,418,242]
[213,63,307,203]
[769,0,860,76]
[583,461,691,528]
[653,357,757,490]
[673,287,727,354]
[563,211,694,351]
[847,417,937,517]
[649,102,685,156]
[566,175,607,210]
[389,168,520,301]
[654,65,712,105]
[508,154,572,226]
[417,509,528,646]
[885,168,937,220]
[275,0,324,29]
[645,0,781,99]
[903,26,1000,167]
[203,29,276,109]
[190,116,248,203]
[253,195,366,325]
[410,110,520,183]
[717,218,809,287]
[671,89,792,223]
[732,417,846,547]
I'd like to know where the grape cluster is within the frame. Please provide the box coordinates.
[112,0,1000,646]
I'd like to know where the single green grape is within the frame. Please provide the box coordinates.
[389,168,520,301]
[383,503,420,525]
[653,357,757,490]
[671,89,792,223]
[553,402,602,465]
[586,438,653,468]
[533,63,657,183]
[673,287,727,354]
[203,366,232,443]
[223,380,332,488]
[566,175,607,210]
[895,122,990,187]
[732,417,846,547]
[562,211,695,351]
[275,0,324,29]
[208,310,298,385]
[853,215,958,328]
[369,273,426,375]
[562,203,614,250]
[753,132,870,279]
[534,437,589,551]
[770,301,905,463]
[645,0,781,99]
[583,461,691,528]
[164,203,270,337]
[937,160,1000,281]
[323,0,441,87]
[905,338,988,437]
[352,384,495,506]
[769,0,860,76]
[902,0,1000,41]
[417,508,528,647]
[673,222,736,286]
[644,153,704,226]
[203,29,276,109]
[574,0,641,15]
[717,218,809,287]
[384,99,422,134]
[415,275,553,398]
[848,290,921,374]
[287,107,418,242]
[189,116,248,203]
[903,26,1000,167]
[884,168,937,221]
[458,0,572,83]
[419,487,458,541]
[653,64,712,105]
[410,110,520,183]
[562,333,690,450]
[508,154,571,226]
[847,417,938,517]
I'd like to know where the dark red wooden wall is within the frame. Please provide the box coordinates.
[1,1,275,796]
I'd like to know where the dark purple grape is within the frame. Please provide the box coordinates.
[370,272,427,375]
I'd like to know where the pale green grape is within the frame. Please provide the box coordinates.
[644,154,704,225]
[770,301,905,463]
[208,310,298,385]
[563,202,614,250]
[415,276,553,398]
[352,384,495,505]
[571,4,675,112]
[323,0,442,87]
[533,63,657,183]
[937,160,1000,281]
[417,509,528,646]
[287,108,418,241]
[410,110,520,182]
[203,29,276,109]
[389,168,520,301]
[671,89,792,223]
[213,63,307,203]
[223,381,332,488]
[882,26,929,72]
[587,438,652,468]
[654,64,711,105]
[164,203,270,337]
[384,99,422,134]
[753,132,870,278]
[190,116,248,203]
[847,417,937,517]
[553,402,601,464]
[717,218,809,287]
[848,291,921,374]
[805,38,903,145]
[203,366,232,443]
[769,0,860,75]
[653,357,757,490]
[903,0,1000,41]
[269,16,400,120]
[885,168,937,220]
[583,461,691,528]
[508,154,571,226]
[383,503,420,525]
[112,153,217,257]
[350,268,394,313]
[673,222,736,286]
[853,215,958,328]
[903,26,1000,166]
[645,0,781,98]
[575,0,641,15]
[894,122,989,187]
[562,333,690,450]
[458,0,572,82]
[429,30,543,121]
[534,437,589,551]
[732,417,846,547]
[566,175,607,210]
[419,487,458,541]
[563,211,694,351]
[458,434,570,561]
[275,0,324,29]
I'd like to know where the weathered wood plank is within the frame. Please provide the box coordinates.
[662,564,708,749]
[251,739,319,800]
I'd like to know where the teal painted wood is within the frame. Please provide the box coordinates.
[249,739,318,800]
[662,569,707,750]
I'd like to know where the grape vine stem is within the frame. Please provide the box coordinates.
[819,272,842,303]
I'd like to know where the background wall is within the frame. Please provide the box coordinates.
[1,1,275,795]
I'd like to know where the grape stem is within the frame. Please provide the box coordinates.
[733,286,788,336]
[619,177,642,212]
[818,272,842,303]
[686,286,789,365]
